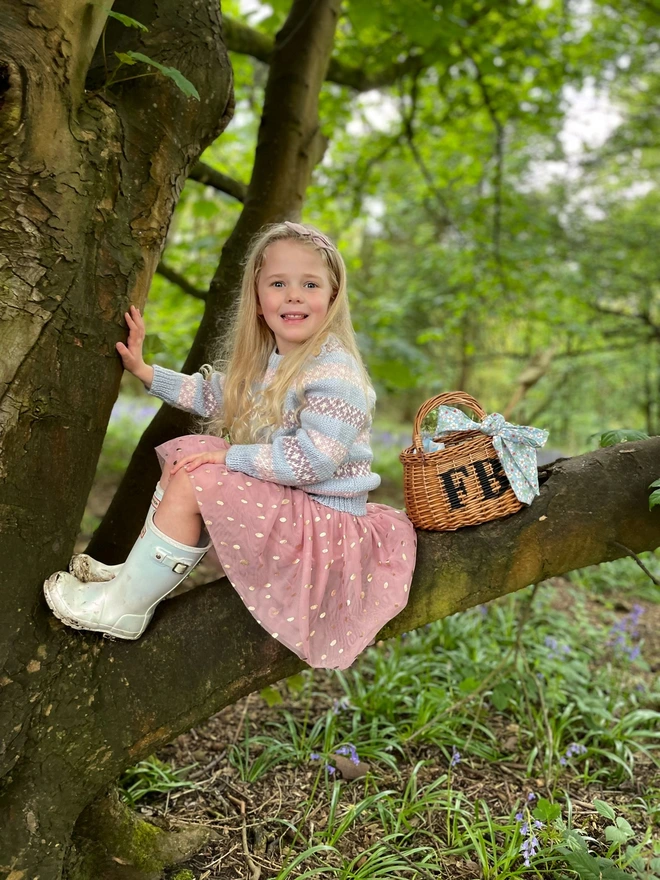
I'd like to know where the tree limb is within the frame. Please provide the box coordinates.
[189,161,248,202]
[223,14,442,92]
[67,439,660,791]
[156,262,207,300]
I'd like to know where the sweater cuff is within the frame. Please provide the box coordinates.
[148,364,182,403]
[225,443,261,477]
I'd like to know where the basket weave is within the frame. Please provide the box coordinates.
[399,392,524,531]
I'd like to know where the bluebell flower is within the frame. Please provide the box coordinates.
[331,697,351,715]
[335,743,360,765]
[450,745,461,767]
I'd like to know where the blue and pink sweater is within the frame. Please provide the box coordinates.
[148,335,380,516]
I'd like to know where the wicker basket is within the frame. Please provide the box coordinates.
[399,391,524,531]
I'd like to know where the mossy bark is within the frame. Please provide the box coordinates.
[0,0,232,875]
[64,788,217,880]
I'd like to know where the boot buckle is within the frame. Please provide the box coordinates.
[154,548,190,575]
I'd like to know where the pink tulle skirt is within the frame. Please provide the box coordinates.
[155,435,417,670]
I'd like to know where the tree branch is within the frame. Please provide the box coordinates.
[189,161,247,202]
[223,14,441,92]
[67,439,660,790]
[156,262,207,300]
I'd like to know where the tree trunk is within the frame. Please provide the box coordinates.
[0,0,232,874]
[87,0,338,564]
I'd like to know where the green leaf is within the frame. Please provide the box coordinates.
[490,682,515,711]
[593,799,617,820]
[125,51,200,100]
[649,478,660,488]
[615,817,634,838]
[605,825,630,844]
[142,333,165,357]
[285,673,307,693]
[458,676,479,694]
[107,10,149,31]
[599,429,650,447]
[114,51,137,66]
[533,798,562,822]
[260,686,284,706]
[560,849,635,879]
[649,488,660,512]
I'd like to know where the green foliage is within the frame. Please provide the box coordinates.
[649,478,660,512]
[118,755,198,808]
[106,11,148,31]
[122,52,200,100]
[599,430,652,447]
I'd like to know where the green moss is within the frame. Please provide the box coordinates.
[129,819,166,872]
[172,871,196,880]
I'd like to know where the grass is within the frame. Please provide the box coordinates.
[110,554,660,879]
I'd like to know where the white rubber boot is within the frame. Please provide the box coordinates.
[69,484,165,583]
[44,507,211,640]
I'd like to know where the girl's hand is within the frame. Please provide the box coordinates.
[171,448,228,476]
[116,305,154,387]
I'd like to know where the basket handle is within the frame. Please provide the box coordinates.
[412,391,487,450]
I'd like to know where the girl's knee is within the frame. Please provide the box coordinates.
[163,469,198,510]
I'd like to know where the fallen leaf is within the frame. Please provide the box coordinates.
[333,755,370,780]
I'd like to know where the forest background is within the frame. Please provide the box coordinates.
[103,0,660,519]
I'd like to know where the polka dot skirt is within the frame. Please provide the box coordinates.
[155,435,417,670]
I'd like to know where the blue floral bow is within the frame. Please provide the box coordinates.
[433,407,549,505]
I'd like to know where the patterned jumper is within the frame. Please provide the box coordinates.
[148,335,380,516]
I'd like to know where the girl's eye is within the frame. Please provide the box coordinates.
[305,282,318,288]
[272,281,285,287]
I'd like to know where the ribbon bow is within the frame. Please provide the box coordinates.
[433,406,549,505]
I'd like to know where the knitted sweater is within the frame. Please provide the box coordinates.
[147,335,380,515]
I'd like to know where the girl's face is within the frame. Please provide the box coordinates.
[256,239,335,355]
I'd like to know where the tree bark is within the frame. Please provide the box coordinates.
[0,0,232,874]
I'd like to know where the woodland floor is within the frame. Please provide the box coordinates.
[134,578,659,879]
[77,478,660,879]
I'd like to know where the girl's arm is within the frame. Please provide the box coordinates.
[148,364,225,418]
[225,355,371,486]
[116,305,224,418]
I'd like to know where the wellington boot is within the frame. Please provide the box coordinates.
[69,484,165,583]
[44,507,211,640]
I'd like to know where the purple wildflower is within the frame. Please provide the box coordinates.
[544,636,571,660]
[560,742,587,766]
[517,806,541,868]
[527,792,536,802]
[332,697,351,715]
[450,746,461,767]
[335,743,360,765]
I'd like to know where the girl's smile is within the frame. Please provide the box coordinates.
[257,239,334,354]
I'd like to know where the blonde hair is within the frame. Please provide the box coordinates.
[206,222,374,443]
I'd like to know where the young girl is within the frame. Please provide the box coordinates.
[44,221,417,669]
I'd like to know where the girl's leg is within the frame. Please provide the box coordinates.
[153,468,203,546]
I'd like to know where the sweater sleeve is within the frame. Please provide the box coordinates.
[224,357,368,486]
[147,364,225,418]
